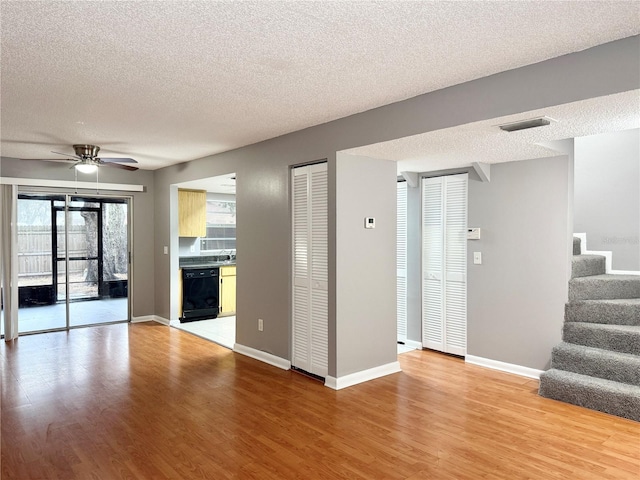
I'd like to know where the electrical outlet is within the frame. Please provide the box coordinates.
[163,246,168,255]
[258,318,264,331]
[190,244,195,253]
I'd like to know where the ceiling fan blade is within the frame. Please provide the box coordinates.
[99,157,138,164]
[21,157,77,163]
[102,162,139,171]
[51,150,81,160]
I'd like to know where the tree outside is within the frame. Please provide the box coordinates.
[80,202,128,283]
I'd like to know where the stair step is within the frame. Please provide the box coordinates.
[565,299,640,326]
[573,237,581,256]
[551,342,640,386]
[563,323,640,355]
[571,255,606,278]
[539,369,640,421]
[568,274,640,301]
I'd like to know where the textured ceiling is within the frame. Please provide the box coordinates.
[1,1,639,170]
[347,90,640,172]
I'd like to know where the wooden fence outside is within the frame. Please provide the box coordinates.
[18,225,88,280]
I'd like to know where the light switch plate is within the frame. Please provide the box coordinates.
[473,252,482,265]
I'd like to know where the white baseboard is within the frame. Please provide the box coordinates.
[153,316,170,325]
[465,355,543,380]
[325,361,402,390]
[403,339,423,350]
[610,270,640,276]
[169,319,181,327]
[233,343,291,370]
[132,315,169,325]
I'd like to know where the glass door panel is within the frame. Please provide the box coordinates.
[66,197,129,327]
[97,201,129,324]
[14,196,66,333]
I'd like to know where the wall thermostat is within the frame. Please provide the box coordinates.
[364,217,375,229]
[467,227,481,240]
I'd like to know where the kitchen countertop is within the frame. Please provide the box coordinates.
[179,255,236,269]
[181,262,235,269]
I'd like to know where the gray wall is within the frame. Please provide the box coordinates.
[467,156,571,370]
[335,154,397,377]
[574,129,640,271]
[151,36,637,375]
[0,157,156,318]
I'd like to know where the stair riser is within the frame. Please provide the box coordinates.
[573,237,581,255]
[569,279,640,301]
[563,324,640,355]
[571,256,606,278]
[539,372,640,422]
[551,347,640,386]
[565,302,640,326]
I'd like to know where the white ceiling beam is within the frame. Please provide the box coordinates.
[400,171,419,188]
[471,162,491,183]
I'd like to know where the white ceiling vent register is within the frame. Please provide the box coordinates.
[497,116,555,132]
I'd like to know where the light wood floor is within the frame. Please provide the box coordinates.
[2,323,638,480]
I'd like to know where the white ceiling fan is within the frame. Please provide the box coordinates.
[23,144,139,173]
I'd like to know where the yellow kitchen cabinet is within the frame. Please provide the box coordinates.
[178,268,183,317]
[219,265,236,315]
[178,189,207,237]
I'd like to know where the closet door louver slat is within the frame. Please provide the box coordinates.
[292,169,311,372]
[422,178,444,351]
[309,166,328,377]
[444,175,467,356]
[422,174,467,356]
[397,181,408,342]
[292,163,328,377]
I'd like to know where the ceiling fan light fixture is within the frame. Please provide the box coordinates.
[75,163,98,174]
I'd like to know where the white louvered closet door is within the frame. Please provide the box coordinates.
[422,178,444,351]
[397,181,408,343]
[443,175,468,355]
[421,174,468,356]
[292,163,328,378]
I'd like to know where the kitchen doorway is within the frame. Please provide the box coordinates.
[2,193,131,336]
[173,173,237,349]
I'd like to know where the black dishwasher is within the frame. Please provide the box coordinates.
[180,267,219,322]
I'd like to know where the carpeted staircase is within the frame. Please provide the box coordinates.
[538,237,640,421]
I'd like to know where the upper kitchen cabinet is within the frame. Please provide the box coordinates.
[178,189,207,237]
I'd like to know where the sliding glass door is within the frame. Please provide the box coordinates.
[14,195,66,332]
[12,193,131,334]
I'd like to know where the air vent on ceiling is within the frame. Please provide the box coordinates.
[498,116,554,132]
